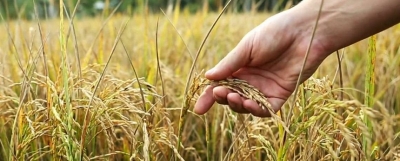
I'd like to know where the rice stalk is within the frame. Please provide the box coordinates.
[79,19,129,161]
[176,0,232,156]
[58,1,79,160]
[364,34,376,158]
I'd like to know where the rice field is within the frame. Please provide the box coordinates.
[0,6,400,161]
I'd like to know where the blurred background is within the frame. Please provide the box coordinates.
[0,0,302,20]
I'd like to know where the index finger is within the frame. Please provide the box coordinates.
[193,85,215,115]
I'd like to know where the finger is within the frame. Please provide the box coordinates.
[205,31,256,80]
[243,97,286,117]
[214,86,249,113]
[232,69,294,100]
[213,86,237,105]
[214,94,228,105]
[193,86,215,115]
[243,99,272,117]
[227,93,249,113]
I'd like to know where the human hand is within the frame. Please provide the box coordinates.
[193,0,400,117]
[193,10,330,117]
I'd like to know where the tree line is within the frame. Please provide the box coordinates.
[0,0,301,20]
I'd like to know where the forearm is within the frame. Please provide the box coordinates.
[291,0,400,55]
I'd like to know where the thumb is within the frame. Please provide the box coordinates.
[205,31,255,80]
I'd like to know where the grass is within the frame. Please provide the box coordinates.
[0,4,400,161]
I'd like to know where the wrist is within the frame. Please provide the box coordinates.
[291,0,400,57]
[286,1,333,58]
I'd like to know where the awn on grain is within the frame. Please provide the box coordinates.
[190,75,274,114]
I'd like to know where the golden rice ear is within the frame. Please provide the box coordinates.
[195,78,291,135]
[187,70,207,101]
[189,75,273,112]
[210,79,272,111]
